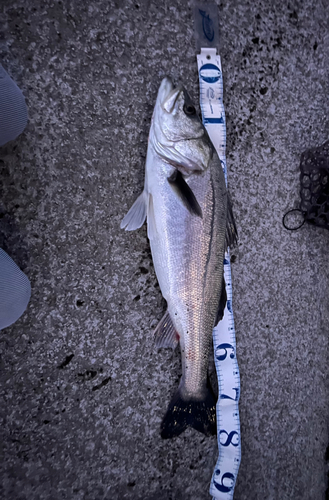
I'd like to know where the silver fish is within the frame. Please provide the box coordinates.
[121,77,237,438]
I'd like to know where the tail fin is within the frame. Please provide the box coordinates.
[160,383,216,439]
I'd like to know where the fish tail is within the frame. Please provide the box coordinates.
[160,382,216,439]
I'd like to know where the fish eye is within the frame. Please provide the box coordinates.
[183,103,196,116]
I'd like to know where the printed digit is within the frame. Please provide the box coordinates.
[213,469,235,493]
[220,388,239,401]
[215,342,235,361]
[219,430,239,447]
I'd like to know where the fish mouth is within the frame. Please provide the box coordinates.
[157,76,175,106]
[157,77,186,114]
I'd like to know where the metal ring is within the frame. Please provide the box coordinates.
[282,209,306,231]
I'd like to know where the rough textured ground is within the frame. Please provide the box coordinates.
[0,0,328,499]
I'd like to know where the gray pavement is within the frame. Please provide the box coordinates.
[0,0,328,499]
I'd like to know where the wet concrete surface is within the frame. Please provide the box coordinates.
[0,0,328,499]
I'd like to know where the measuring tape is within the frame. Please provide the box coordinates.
[197,48,241,500]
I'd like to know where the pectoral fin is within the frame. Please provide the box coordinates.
[120,190,148,231]
[167,170,202,218]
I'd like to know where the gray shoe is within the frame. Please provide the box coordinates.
[0,64,28,146]
[0,248,31,329]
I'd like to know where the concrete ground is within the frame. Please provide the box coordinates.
[1,0,328,499]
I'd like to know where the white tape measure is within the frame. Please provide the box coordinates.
[197,48,241,500]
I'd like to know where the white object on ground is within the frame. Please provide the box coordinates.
[197,47,241,500]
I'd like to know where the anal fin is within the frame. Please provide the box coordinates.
[154,310,179,349]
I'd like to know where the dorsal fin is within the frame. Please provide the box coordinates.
[225,191,238,249]
[215,277,227,327]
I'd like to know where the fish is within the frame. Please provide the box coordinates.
[121,77,237,439]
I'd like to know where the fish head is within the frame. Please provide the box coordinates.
[153,77,213,173]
